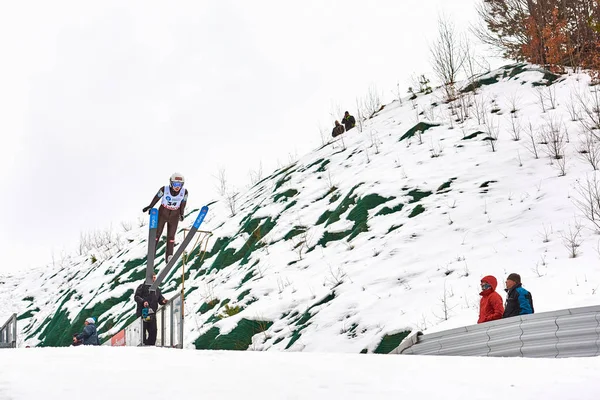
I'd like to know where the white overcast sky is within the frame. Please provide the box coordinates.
[0,0,501,273]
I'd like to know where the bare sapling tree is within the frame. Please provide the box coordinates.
[573,174,600,232]
[579,131,600,171]
[355,98,365,133]
[214,167,240,217]
[524,121,539,159]
[561,220,584,258]
[536,87,547,113]
[541,117,566,161]
[508,113,522,141]
[249,161,264,185]
[430,15,465,102]
[566,92,580,122]
[461,35,486,94]
[318,124,329,146]
[392,81,404,106]
[329,100,343,123]
[575,86,600,133]
[543,85,558,110]
[482,112,499,152]
[370,129,381,154]
[363,84,383,118]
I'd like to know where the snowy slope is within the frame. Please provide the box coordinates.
[2,347,600,399]
[2,63,600,352]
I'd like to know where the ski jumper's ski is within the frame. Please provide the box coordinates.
[150,205,208,292]
[145,208,159,285]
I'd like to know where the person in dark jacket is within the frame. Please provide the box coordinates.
[73,317,100,346]
[478,275,504,324]
[342,111,356,131]
[134,275,167,346]
[503,273,534,318]
[142,172,188,264]
[332,120,345,138]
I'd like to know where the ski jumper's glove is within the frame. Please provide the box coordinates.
[143,206,151,213]
[179,214,184,222]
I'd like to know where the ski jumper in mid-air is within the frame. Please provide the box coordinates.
[142,173,188,263]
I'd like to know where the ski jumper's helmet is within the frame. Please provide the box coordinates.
[170,172,185,188]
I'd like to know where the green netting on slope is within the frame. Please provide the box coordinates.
[346,194,395,241]
[306,158,325,169]
[17,308,40,321]
[283,200,298,212]
[376,203,404,217]
[462,131,485,140]
[198,299,219,315]
[461,72,501,93]
[283,226,307,241]
[316,159,331,173]
[274,189,299,203]
[407,189,432,203]
[316,184,362,226]
[399,122,440,141]
[315,186,337,202]
[191,236,231,277]
[34,290,75,345]
[285,323,310,350]
[284,293,337,349]
[194,327,220,349]
[315,193,392,247]
[238,269,256,288]
[373,331,411,354]
[45,289,136,347]
[208,216,278,272]
[437,178,457,193]
[531,71,561,87]
[237,289,251,301]
[194,319,273,350]
[408,204,425,218]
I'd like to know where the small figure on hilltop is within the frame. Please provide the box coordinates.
[331,120,345,138]
[477,275,504,324]
[503,273,534,318]
[135,275,167,346]
[142,172,188,264]
[73,317,100,346]
[342,111,356,131]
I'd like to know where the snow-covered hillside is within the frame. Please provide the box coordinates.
[2,63,600,352]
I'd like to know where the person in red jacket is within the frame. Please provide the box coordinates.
[478,275,504,324]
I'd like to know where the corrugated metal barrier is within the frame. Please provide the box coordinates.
[395,305,600,358]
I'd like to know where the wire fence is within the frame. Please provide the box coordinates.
[0,313,17,349]
[107,292,184,348]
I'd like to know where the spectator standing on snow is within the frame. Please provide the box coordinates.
[73,317,100,346]
[134,275,167,346]
[477,275,504,324]
[342,111,356,131]
[142,172,188,264]
[332,120,345,138]
[503,273,534,318]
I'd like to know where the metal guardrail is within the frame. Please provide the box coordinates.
[0,313,17,349]
[396,305,600,358]
[108,292,184,348]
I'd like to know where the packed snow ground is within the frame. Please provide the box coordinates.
[1,64,600,352]
[1,347,599,399]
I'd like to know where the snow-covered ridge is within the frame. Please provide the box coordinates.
[2,63,600,352]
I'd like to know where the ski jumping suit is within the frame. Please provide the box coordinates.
[146,185,188,260]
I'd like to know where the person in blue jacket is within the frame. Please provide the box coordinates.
[503,273,534,318]
[73,317,100,346]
